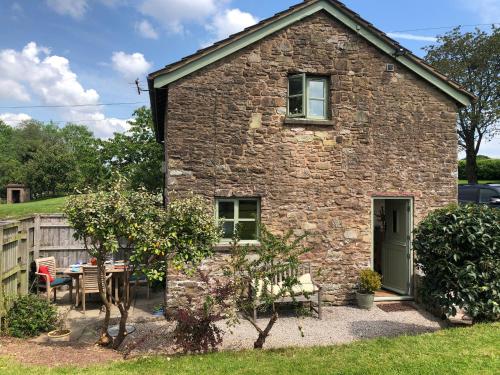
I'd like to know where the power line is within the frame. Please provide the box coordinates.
[389,23,499,33]
[0,101,148,109]
[3,118,131,124]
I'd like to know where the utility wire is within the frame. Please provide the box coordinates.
[389,23,499,33]
[0,101,148,109]
[3,118,131,124]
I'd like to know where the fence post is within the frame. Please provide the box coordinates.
[0,224,5,322]
[34,215,41,260]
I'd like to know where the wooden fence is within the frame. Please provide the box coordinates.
[0,214,85,316]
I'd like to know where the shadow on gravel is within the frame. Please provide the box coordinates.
[349,320,439,340]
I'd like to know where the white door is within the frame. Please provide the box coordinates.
[381,199,410,294]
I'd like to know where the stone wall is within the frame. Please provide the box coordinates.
[163,11,458,306]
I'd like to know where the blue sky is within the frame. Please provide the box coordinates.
[0,0,498,156]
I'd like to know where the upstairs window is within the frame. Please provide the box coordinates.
[216,198,260,243]
[288,74,328,119]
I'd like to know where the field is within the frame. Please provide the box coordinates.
[0,196,68,219]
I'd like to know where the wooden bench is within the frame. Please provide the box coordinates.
[251,262,322,320]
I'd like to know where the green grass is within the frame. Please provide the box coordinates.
[0,323,498,375]
[458,180,500,185]
[0,196,68,219]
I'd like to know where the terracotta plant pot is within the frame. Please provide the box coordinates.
[356,292,375,310]
[48,329,71,342]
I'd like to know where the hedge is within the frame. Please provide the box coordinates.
[414,204,500,322]
[458,159,500,180]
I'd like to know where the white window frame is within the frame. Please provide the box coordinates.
[287,74,328,120]
[215,198,260,244]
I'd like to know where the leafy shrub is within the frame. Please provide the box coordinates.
[4,294,58,338]
[173,271,233,353]
[458,158,500,180]
[414,204,500,322]
[358,269,382,294]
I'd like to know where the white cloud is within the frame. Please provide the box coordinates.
[46,0,88,19]
[459,0,500,24]
[387,33,438,42]
[0,79,30,102]
[206,8,258,41]
[0,113,32,126]
[139,0,221,33]
[111,51,152,79]
[0,42,130,138]
[135,19,159,39]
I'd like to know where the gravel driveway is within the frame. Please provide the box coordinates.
[122,303,445,355]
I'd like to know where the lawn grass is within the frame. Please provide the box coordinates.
[458,180,500,185]
[0,196,68,219]
[0,323,498,375]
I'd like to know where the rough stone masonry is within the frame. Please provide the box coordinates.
[162,11,458,307]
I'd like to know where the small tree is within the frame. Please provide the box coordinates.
[65,177,164,348]
[224,226,310,349]
[414,204,500,322]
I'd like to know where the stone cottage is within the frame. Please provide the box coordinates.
[147,0,474,306]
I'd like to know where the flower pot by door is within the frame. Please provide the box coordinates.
[356,292,374,309]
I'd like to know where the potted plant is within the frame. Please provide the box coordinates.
[356,269,382,310]
[48,307,72,342]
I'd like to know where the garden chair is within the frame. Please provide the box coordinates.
[81,266,112,314]
[128,273,151,301]
[34,256,72,303]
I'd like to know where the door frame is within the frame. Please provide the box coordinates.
[371,196,414,300]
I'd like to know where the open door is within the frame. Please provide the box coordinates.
[381,199,410,295]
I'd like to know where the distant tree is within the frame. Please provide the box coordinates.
[25,142,76,198]
[0,121,24,197]
[102,107,163,192]
[424,27,500,184]
[60,124,105,190]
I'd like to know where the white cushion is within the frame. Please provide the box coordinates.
[290,273,318,295]
[266,282,282,296]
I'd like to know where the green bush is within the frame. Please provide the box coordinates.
[458,158,500,180]
[414,204,500,322]
[358,269,382,294]
[4,294,58,338]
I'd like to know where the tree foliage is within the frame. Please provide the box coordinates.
[101,107,163,192]
[0,107,162,199]
[64,176,164,349]
[424,27,500,183]
[414,204,500,322]
[136,195,222,313]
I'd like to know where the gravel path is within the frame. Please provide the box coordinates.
[122,303,445,356]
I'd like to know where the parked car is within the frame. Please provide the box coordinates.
[458,184,500,208]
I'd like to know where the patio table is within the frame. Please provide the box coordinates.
[63,265,129,307]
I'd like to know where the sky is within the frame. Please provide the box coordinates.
[0,0,498,156]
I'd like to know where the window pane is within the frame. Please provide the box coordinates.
[289,96,303,115]
[239,200,258,219]
[289,76,303,96]
[308,99,325,117]
[239,221,257,240]
[222,221,234,239]
[218,201,234,219]
[308,80,325,99]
